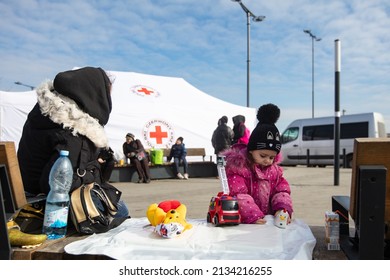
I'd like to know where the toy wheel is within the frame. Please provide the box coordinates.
[207,213,211,223]
[213,215,219,226]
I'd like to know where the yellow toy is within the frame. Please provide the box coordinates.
[146,200,192,238]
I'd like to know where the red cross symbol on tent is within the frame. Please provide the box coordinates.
[137,87,154,95]
[132,85,160,97]
[149,125,168,144]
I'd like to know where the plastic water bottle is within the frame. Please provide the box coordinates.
[42,150,73,239]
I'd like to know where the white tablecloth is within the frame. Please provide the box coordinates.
[64,216,316,260]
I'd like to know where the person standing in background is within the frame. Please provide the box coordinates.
[232,115,250,145]
[211,115,234,161]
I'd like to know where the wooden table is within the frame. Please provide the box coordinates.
[11,226,348,260]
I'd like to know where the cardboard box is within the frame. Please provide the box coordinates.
[325,211,340,250]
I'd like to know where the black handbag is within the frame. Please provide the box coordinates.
[69,182,128,234]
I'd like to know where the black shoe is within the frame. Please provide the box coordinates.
[137,179,144,183]
[144,178,151,183]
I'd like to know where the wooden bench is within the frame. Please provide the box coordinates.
[331,138,390,260]
[0,163,13,259]
[162,147,212,162]
[7,223,348,260]
[0,142,46,260]
[119,147,211,166]
[0,142,28,210]
[110,148,217,182]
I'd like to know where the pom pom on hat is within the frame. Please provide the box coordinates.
[247,104,281,153]
[257,103,280,125]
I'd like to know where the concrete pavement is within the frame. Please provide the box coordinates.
[112,165,353,227]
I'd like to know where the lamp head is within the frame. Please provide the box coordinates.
[303,29,311,34]
[253,15,266,22]
[231,0,242,2]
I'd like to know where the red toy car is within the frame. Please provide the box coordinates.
[207,192,240,226]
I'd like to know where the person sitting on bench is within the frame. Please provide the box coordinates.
[167,137,189,180]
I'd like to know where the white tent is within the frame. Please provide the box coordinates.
[0,71,256,161]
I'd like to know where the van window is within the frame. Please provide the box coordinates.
[281,127,299,144]
[302,121,369,141]
[303,125,333,141]
[341,122,368,138]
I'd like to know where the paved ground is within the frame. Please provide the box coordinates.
[112,165,353,227]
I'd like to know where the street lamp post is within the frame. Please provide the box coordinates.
[303,30,321,118]
[14,81,35,90]
[232,0,265,108]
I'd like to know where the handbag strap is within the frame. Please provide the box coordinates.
[77,138,100,179]
[76,138,90,178]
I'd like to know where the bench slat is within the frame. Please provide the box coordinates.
[115,148,211,168]
[159,148,206,161]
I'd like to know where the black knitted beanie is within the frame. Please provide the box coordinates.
[247,103,281,153]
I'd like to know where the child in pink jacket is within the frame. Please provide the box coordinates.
[223,104,293,224]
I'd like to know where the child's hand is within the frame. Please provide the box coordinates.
[255,218,266,225]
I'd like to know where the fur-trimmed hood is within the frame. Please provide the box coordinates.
[36,80,109,148]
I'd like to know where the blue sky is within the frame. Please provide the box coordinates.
[1,0,389,132]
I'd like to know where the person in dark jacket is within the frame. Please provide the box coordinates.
[211,116,234,161]
[167,137,189,179]
[17,66,129,218]
[97,147,115,182]
[122,133,151,183]
[232,115,250,145]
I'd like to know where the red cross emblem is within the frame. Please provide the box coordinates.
[131,85,160,97]
[143,119,174,148]
[137,87,154,95]
[149,126,168,144]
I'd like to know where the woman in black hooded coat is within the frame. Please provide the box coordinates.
[17,67,129,218]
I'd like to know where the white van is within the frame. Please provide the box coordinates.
[280,112,387,167]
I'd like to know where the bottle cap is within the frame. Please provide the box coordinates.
[59,150,70,156]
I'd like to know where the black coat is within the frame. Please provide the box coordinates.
[17,67,120,205]
[123,139,145,158]
[211,123,234,155]
[17,105,100,194]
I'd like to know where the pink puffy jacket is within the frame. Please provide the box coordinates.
[237,126,250,145]
[223,144,293,224]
